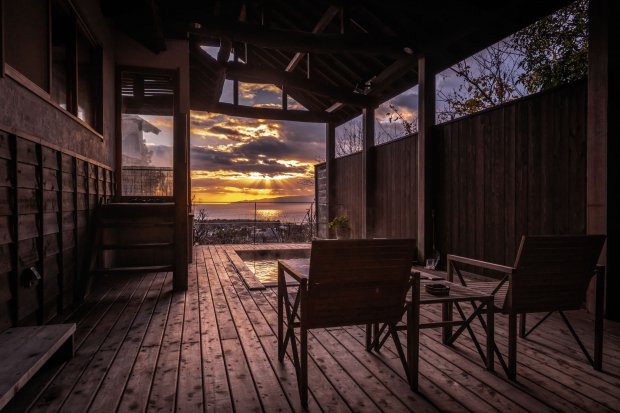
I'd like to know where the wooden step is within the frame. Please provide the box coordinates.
[99,221,175,228]
[92,265,173,274]
[101,242,174,250]
[99,202,175,219]
[0,324,75,410]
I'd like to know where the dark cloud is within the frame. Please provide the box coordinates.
[191,139,310,176]
[391,91,418,112]
[209,125,242,137]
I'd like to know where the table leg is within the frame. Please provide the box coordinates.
[365,324,372,351]
[407,301,420,390]
[442,302,453,344]
[409,273,420,390]
[486,299,495,372]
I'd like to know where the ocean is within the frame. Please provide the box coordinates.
[192,202,314,223]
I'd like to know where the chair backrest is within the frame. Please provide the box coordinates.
[504,235,605,313]
[304,238,416,329]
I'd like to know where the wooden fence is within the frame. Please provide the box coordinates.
[316,80,587,266]
[0,131,113,329]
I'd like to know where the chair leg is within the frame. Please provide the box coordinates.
[407,302,419,391]
[365,324,372,351]
[594,265,605,371]
[486,300,494,372]
[519,313,526,338]
[508,312,518,380]
[300,326,308,407]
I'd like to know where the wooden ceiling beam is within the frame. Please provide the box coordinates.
[224,61,374,106]
[367,55,418,98]
[191,22,412,57]
[285,5,340,72]
[191,42,227,104]
[194,102,334,123]
[249,48,327,111]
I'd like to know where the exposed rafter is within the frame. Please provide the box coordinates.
[367,55,418,98]
[195,102,333,123]
[191,22,413,57]
[285,5,340,72]
[224,62,374,107]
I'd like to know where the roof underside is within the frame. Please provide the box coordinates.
[104,0,572,125]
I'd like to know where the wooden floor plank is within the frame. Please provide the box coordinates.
[147,284,186,413]
[116,273,174,413]
[197,247,234,412]
[211,246,292,412]
[205,247,262,412]
[176,262,205,413]
[28,272,156,413]
[13,245,620,413]
[63,272,167,413]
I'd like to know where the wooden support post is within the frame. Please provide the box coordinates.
[417,55,435,261]
[362,106,375,239]
[326,122,336,238]
[56,151,64,314]
[233,49,239,106]
[0,0,5,78]
[35,144,44,324]
[588,0,619,320]
[9,134,19,326]
[173,110,189,291]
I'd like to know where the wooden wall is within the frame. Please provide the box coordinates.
[373,136,418,239]
[317,80,587,266]
[314,163,328,238]
[435,80,587,265]
[333,153,363,238]
[0,130,113,330]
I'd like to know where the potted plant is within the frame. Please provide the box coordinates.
[328,216,350,239]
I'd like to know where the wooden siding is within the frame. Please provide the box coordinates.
[333,153,363,238]
[435,80,587,265]
[0,130,114,331]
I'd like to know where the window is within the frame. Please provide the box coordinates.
[77,30,100,128]
[3,0,102,132]
[120,69,175,197]
[4,0,50,91]
[52,1,72,110]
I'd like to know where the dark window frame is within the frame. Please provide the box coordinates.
[0,0,103,135]
[115,65,179,201]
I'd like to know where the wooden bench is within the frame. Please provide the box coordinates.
[0,324,76,410]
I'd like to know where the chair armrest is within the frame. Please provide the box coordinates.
[447,254,514,286]
[447,255,514,274]
[278,260,309,283]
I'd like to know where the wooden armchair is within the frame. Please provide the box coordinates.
[447,235,606,380]
[277,238,416,406]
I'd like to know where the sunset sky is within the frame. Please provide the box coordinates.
[136,63,464,205]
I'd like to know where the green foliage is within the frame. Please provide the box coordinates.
[385,103,417,136]
[328,215,349,231]
[437,0,588,122]
[513,0,588,93]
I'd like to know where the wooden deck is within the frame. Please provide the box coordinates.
[5,244,620,413]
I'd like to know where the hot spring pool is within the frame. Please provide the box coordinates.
[237,249,310,286]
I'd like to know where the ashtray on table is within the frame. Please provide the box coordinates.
[425,283,450,296]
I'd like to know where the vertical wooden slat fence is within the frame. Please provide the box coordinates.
[0,129,113,328]
[317,80,587,266]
